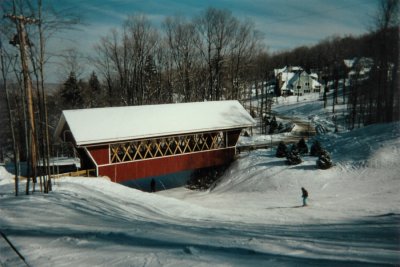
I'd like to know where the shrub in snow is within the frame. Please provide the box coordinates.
[263,116,270,126]
[186,164,230,190]
[286,144,302,165]
[263,117,270,133]
[297,138,309,155]
[276,141,288,158]
[317,150,333,169]
[290,143,299,153]
[269,116,278,134]
[277,122,284,132]
[310,140,323,156]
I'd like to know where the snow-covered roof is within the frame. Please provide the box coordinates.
[291,66,303,72]
[281,81,290,90]
[344,59,355,68]
[280,72,295,84]
[310,73,318,80]
[274,66,304,78]
[344,57,374,69]
[55,100,256,146]
[274,66,287,76]
[311,78,322,88]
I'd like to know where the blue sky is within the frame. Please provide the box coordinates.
[58,0,377,49]
[48,0,378,81]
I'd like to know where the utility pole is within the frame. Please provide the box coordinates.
[5,14,39,194]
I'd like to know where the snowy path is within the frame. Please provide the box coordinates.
[0,231,28,266]
[238,111,317,152]
[1,177,398,267]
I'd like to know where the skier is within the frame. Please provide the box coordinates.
[301,187,308,206]
[150,178,156,193]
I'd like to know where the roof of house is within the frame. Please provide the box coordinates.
[310,73,318,80]
[55,100,256,146]
[274,66,303,77]
[311,78,322,88]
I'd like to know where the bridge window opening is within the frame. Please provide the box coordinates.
[110,131,230,163]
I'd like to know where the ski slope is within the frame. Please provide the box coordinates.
[1,95,399,266]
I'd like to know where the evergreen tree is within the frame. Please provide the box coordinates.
[263,116,270,134]
[61,72,83,109]
[276,141,287,158]
[277,122,284,132]
[263,116,270,126]
[317,149,333,169]
[269,116,278,134]
[88,71,102,107]
[297,137,309,155]
[89,71,101,94]
[286,144,302,165]
[144,55,159,104]
[310,140,323,156]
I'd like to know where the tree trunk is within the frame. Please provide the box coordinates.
[1,46,20,196]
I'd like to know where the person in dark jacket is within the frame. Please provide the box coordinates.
[301,187,308,206]
[150,179,156,193]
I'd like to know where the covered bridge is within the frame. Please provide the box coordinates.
[54,100,255,183]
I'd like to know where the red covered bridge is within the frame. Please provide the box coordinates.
[54,100,255,183]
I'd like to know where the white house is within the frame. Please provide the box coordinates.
[275,66,323,96]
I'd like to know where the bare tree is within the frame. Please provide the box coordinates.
[124,15,160,105]
[371,0,399,123]
[5,8,40,194]
[156,38,175,103]
[1,0,81,194]
[1,37,21,195]
[93,30,120,106]
[93,15,160,106]
[195,8,238,100]
[163,15,199,102]
[228,19,261,100]
[372,0,400,31]
[57,48,85,79]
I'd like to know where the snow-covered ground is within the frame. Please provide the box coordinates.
[1,95,399,266]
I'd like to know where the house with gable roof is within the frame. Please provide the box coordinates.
[275,66,323,96]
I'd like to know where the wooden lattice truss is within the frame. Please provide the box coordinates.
[110,131,228,163]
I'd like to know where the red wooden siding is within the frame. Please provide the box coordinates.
[98,148,235,183]
[87,145,109,165]
[83,129,242,183]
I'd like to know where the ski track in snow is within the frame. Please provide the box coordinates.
[2,178,399,267]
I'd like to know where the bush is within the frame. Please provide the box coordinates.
[269,116,278,134]
[297,138,309,155]
[317,150,333,169]
[277,122,284,132]
[276,141,287,158]
[310,140,323,156]
[286,144,302,165]
[186,164,230,190]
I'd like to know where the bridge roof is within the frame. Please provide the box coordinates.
[55,100,255,146]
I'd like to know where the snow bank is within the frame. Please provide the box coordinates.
[0,165,13,181]
[1,95,399,266]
